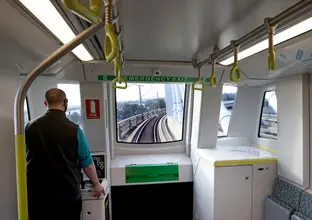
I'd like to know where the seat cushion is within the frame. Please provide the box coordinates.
[264,196,293,220]
[272,178,303,210]
[298,192,312,219]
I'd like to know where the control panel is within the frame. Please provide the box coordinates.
[92,154,106,179]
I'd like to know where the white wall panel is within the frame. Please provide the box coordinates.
[0,72,20,219]
[80,82,106,152]
[255,75,310,187]
[228,86,263,139]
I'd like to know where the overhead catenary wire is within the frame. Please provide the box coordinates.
[197,0,312,68]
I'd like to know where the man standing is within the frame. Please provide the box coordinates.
[25,88,104,220]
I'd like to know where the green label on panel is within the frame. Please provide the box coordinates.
[125,163,179,183]
[97,75,209,83]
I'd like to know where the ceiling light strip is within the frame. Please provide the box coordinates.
[198,0,312,67]
[19,0,93,61]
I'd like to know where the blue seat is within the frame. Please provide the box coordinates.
[271,178,303,209]
[292,191,312,220]
[263,178,304,220]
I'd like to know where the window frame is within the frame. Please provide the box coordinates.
[218,86,238,138]
[114,83,187,145]
[258,90,278,140]
[108,83,189,152]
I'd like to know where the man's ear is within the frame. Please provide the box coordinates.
[44,100,48,107]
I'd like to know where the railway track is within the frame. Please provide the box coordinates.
[132,114,165,143]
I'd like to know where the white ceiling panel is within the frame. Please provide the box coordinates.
[107,0,263,61]
[93,0,301,62]
[0,0,77,75]
[1,0,310,86]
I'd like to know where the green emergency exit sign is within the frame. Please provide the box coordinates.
[97,75,210,83]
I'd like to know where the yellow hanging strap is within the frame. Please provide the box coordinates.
[192,67,205,91]
[230,41,241,82]
[210,55,217,88]
[111,56,128,89]
[62,0,101,24]
[104,0,119,63]
[265,18,277,70]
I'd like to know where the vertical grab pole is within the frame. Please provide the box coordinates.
[14,20,105,220]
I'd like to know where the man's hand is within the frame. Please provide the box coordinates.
[92,183,105,199]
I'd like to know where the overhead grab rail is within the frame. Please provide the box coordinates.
[62,0,102,23]
[265,17,277,70]
[229,41,241,82]
[197,0,312,69]
[14,21,106,220]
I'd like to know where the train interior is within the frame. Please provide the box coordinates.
[1,0,312,220]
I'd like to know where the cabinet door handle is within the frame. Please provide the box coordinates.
[257,168,264,171]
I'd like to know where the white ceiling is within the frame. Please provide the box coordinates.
[0,0,77,75]
[112,0,300,60]
[1,0,312,86]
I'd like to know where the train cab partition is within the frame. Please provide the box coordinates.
[110,154,193,220]
[104,81,194,220]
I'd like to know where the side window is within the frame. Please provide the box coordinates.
[115,83,186,144]
[259,91,277,139]
[24,96,30,127]
[218,85,238,137]
[57,83,83,129]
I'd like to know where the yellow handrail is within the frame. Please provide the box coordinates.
[265,18,277,70]
[104,0,119,63]
[210,56,217,88]
[111,71,128,89]
[90,0,102,17]
[104,24,119,63]
[111,56,127,89]
[230,41,241,82]
[15,135,28,220]
[62,0,101,24]
[111,77,128,89]
[114,56,122,83]
[192,67,205,91]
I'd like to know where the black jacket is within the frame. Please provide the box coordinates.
[25,109,81,202]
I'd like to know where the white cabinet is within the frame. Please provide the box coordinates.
[215,166,253,220]
[81,179,110,220]
[252,163,277,220]
[81,199,105,220]
[194,148,277,220]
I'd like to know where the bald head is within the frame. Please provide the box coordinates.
[45,88,67,107]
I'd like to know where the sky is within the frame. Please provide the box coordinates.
[116,83,166,101]
[57,84,81,106]
[266,90,277,111]
[222,85,237,94]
